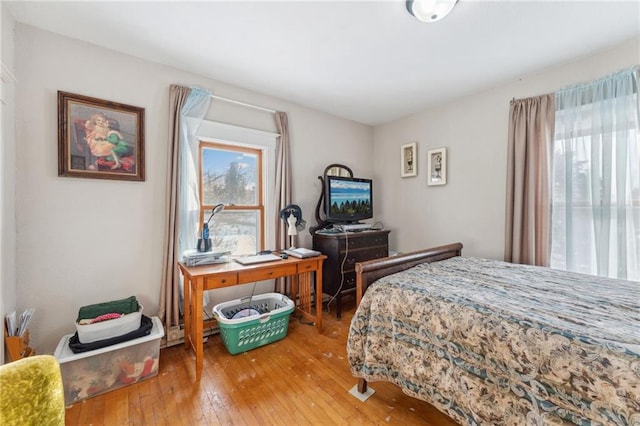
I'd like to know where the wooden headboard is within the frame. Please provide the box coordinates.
[355,242,463,306]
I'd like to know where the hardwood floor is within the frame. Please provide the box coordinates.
[64,303,458,426]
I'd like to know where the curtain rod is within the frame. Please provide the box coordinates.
[210,94,276,114]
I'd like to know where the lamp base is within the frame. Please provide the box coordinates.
[197,238,212,252]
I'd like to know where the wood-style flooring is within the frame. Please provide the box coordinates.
[64,303,458,426]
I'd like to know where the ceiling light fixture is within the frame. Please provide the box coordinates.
[406,0,458,23]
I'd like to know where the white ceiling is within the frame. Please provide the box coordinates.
[5,1,640,125]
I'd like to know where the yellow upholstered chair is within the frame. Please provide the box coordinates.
[0,355,65,426]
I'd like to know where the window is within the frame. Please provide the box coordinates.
[199,141,264,255]
[550,69,640,281]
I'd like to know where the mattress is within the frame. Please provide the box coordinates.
[347,256,640,425]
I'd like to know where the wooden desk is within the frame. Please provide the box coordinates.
[178,254,326,379]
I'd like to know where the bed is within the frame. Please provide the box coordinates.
[347,243,640,425]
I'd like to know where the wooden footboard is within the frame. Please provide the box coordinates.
[355,242,463,308]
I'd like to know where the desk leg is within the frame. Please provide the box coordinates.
[193,276,204,380]
[291,275,298,311]
[183,275,191,351]
[316,268,323,333]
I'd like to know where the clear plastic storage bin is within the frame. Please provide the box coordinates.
[54,316,163,405]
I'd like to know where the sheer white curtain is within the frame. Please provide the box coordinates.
[178,88,211,257]
[551,66,640,281]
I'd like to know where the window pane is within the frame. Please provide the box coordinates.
[202,147,258,206]
[208,211,260,255]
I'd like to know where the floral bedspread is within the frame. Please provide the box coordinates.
[347,256,640,425]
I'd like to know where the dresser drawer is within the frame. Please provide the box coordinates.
[325,271,356,291]
[344,235,388,250]
[342,272,356,290]
[338,248,385,270]
[241,264,297,282]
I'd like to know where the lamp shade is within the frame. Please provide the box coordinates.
[406,0,458,23]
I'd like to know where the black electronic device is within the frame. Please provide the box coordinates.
[197,203,224,252]
[324,175,373,224]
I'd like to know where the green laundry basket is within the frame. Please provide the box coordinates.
[212,293,294,355]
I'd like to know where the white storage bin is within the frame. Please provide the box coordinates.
[76,304,143,343]
[55,316,163,405]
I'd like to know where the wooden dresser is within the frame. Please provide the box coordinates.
[313,229,390,318]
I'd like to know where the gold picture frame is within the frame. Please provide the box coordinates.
[427,147,447,186]
[58,91,145,181]
[401,142,417,178]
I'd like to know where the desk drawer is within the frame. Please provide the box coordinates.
[242,264,297,282]
[204,273,238,288]
[297,261,319,274]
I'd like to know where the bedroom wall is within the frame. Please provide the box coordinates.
[13,23,373,354]
[373,36,640,260]
[1,3,17,364]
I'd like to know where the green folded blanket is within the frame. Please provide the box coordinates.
[77,296,140,322]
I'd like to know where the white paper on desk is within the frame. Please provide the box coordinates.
[17,308,35,337]
[5,311,16,336]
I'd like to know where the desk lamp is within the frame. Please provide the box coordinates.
[197,203,224,252]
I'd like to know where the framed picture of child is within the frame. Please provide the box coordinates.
[58,91,145,181]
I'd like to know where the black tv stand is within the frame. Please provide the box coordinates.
[312,229,390,319]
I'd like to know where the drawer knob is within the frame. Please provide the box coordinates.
[221,279,226,284]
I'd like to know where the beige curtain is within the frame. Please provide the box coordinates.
[274,112,292,293]
[505,94,555,266]
[158,85,191,329]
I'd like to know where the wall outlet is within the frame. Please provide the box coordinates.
[166,325,184,345]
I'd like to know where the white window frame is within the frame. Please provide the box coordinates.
[196,120,278,251]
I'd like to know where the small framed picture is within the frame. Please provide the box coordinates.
[427,147,447,186]
[401,142,417,178]
[58,91,145,181]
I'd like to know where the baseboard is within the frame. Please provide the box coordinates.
[161,323,219,349]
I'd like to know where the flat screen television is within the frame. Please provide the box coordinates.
[324,175,373,224]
